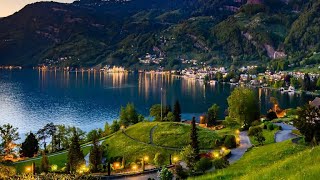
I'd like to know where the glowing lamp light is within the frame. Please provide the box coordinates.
[26,167,32,172]
[173,157,178,162]
[114,162,120,169]
[213,152,219,158]
[235,130,240,134]
[144,156,149,161]
[221,147,226,152]
[132,165,138,171]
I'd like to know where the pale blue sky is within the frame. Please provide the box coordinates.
[0,0,74,17]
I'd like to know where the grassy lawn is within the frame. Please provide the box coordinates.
[14,146,91,174]
[194,141,309,180]
[124,122,159,143]
[152,122,221,149]
[215,127,236,136]
[249,129,278,146]
[103,130,177,165]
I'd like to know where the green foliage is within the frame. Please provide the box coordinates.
[223,117,240,129]
[0,165,16,179]
[223,135,237,149]
[248,126,263,136]
[173,100,182,122]
[119,103,140,127]
[212,158,229,170]
[195,158,213,173]
[154,153,166,167]
[41,152,50,173]
[159,167,173,180]
[294,104,320,143]
[67,129,85,173]
[267,123,275,131]
[0,124,19,156]
[89,130,103,173]
[227,87,260,129]
[174,164,188,179]
[190,117,200,159]
[180,145,197,170]
[166,112,175,122]
[150,104,163,121]
[207,104,219,126]
[254,131,266,146]
[20,133,39,158]
[111,120,120,133]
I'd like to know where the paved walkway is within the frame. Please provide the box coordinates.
[228,131,252,164]
[274,123,297,142]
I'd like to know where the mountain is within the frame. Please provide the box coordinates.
[0,0,318,68]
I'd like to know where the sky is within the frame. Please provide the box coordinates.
[0,0,74,17]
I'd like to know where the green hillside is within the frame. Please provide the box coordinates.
[195,140,320,180]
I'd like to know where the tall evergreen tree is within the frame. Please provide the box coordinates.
[20,132,39,158]
[190,117,199,160]
[89,130,103,173]
[67,129,85,173]
[303,73,311,91]
[173,100,182,122]
[41,151,50,173]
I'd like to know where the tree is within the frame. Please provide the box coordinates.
[166,112,175,122]
[317,78,320,90]
[20,132,39,158]
[190,117,199,160]
[254,131,266,146]
[40,151,50,173]
[227,87,260,129]
[180,145,196,170]
[207,104,219,126]
[67,129,85,173]
[111,120,120,133]
[150,104,162,121]
[104,122,111,136]
[154,153,166,167]
[293,104,320,143]
[119,103,139,127]
[87,129,102,142]
[302,73,311,91]
[0,124,19,157]
[89,130,103,173]
[173,100,182,122]
[44,123,57,152]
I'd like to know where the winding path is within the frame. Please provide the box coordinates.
[274,123,297,142]
[228,131,252,164]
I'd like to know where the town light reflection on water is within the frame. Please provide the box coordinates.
[0,69,313,137]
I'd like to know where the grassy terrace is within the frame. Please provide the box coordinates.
[14,147,91,174]
[194,140,320,180]
[249,129,278,146]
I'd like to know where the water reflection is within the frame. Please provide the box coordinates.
[0,69,316,136]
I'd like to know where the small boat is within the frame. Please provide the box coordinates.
[279,87,285,93]
[288,86,295,92]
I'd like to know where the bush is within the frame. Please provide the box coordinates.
[267,123,275,131]
[212,158,229,169]
[0,165,16,179]
[159,167,173,180]
[195,158,212,173]
[154,153,166,167]
[254,131,266,146]
[174,164,188,179]
[251,120,261,126]
[266,111,278,120]
[224,135,237,148]
[248,126,263,136]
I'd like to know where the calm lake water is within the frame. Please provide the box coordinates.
[0,69,315,135]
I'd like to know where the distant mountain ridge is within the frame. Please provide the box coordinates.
[0,0,319,69]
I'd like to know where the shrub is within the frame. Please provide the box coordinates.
[266,111,278,120]
[195,158,212,173]
[267,123,275,131]
[223,135,237,148]
[174,164,188,179]
[251,120,261,126]
[248,126,263,136]
[0,165,16,179]
[159,167,173,180]
[154,153,166,167]
[212,158,229,169]
[254,131,266,146]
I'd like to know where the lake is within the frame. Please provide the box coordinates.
[0,69,315,135]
